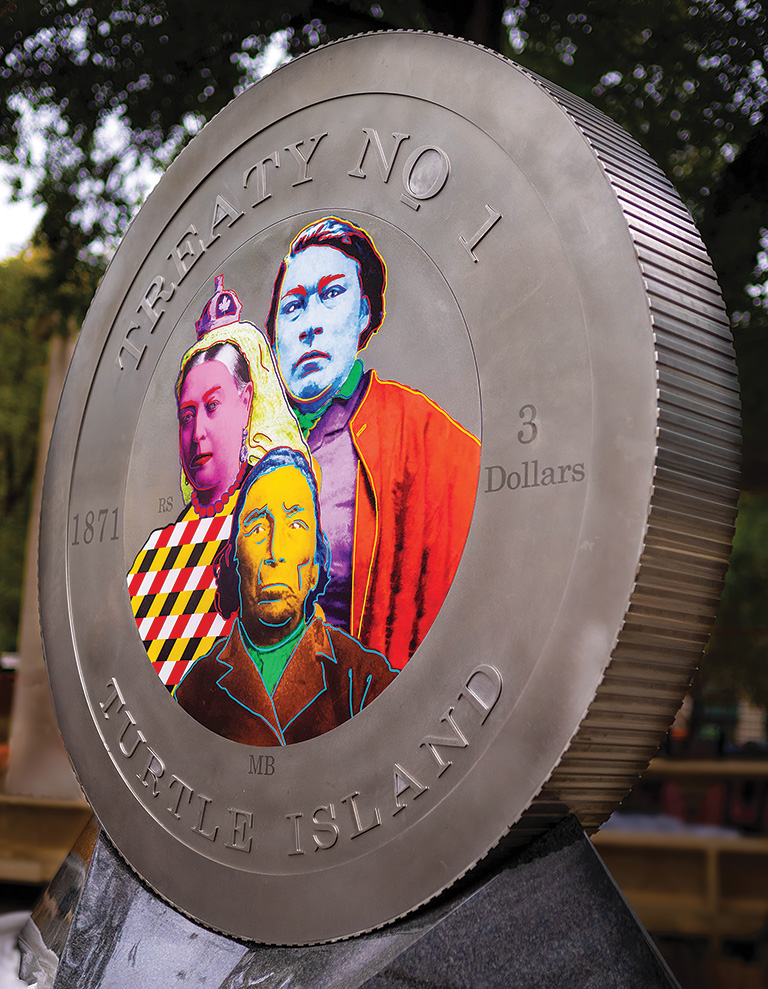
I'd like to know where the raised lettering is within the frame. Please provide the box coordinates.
[286,812,305,856]
[518,404,538,444]
[393,763,428,815]
[118,711,145,758]
[311,804,339,851]
[168,224,206,282]
[244,152,279,206]
[100,678,126,718]
[341,791,382,838]
[522,460,539,488]
[459,666,502,724]
[192,793,218,842]
[485,465,506,493]
[419,708,468,776]
[168,775,194,819]
[487,459,585,492]
[225,808,254,853]
[401,146,450,210]
[460,204,503,262]
[136,745,165,797]
[285,133,327,186]
[137,275,174,327]
[206,195,244,248]
[115,322,147,371]
[348,128,409,182]
[248,754,276,775]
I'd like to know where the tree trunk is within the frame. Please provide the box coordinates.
[4,332,84,800]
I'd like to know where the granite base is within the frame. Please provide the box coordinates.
[17,816,680,988]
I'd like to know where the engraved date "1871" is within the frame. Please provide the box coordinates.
[71,507,120,545]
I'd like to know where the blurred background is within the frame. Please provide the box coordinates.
[0,2,766,986]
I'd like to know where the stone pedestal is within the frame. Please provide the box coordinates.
[18,816,680,988]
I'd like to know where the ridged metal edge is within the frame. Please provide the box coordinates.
[515,76,741,839]
[36,32,742,943]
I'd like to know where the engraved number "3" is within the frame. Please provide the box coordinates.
[517,404,538,444]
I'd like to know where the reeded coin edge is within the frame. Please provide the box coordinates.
[515,71,740,842]
[39,31,740,944]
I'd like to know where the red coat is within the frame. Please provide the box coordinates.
[174,616,396,746]
[349,372,481,670]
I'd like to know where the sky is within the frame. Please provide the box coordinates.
[0,33,291,265]
[0,166,41,260]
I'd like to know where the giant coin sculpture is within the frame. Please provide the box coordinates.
[40,32,740,943]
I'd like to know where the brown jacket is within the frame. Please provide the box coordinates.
[174,615,396,745]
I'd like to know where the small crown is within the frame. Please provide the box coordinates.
[195,274,243,340]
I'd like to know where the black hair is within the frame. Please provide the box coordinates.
[176,341,251,405]
[214,447,330,623]
[264,216,386,351]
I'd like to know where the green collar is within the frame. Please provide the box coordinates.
[294,360,364,436]
[240,619,305,696]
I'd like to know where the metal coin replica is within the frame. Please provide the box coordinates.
[40,32,740,943]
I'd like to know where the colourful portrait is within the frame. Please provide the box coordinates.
[126,219,479,744]
[126,276,308,688]
[173,447,396,746]
[264,217,481,672]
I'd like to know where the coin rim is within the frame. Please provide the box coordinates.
[40,32,739,943]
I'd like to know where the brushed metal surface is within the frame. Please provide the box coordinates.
[39,32,739,943]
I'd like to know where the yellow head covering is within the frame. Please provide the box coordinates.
[176,319,309,506]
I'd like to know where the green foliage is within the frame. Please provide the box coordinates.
[699,491,768,706]
[498,0,768,486]
[0,0,433,296]
[502,1,768,315]
[0,0,766,695]
[0,251,52,652]
[2,2,766,323]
